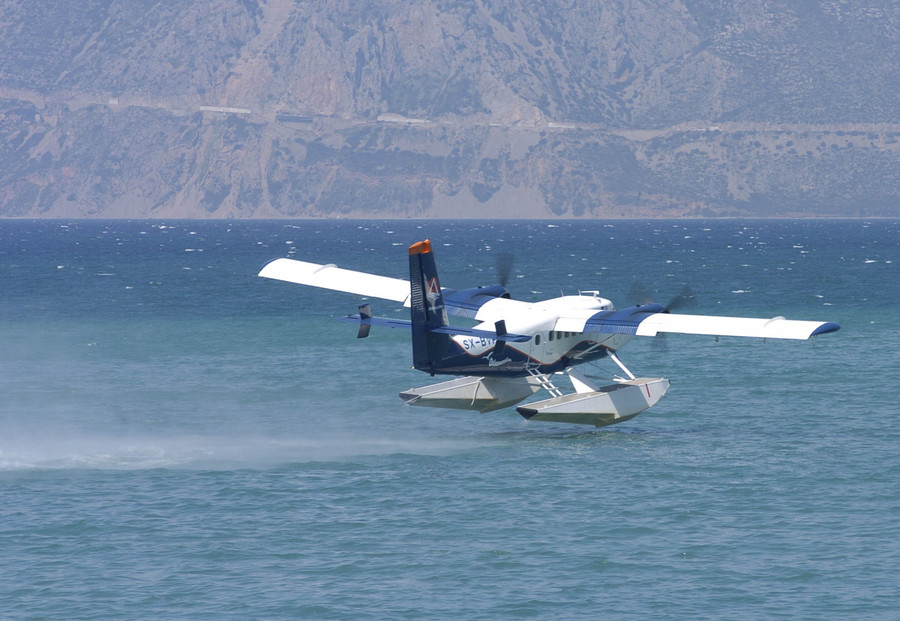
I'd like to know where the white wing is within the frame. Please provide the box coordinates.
[259,259,840,341]
[635,313,839,340]
[258,258,411,304]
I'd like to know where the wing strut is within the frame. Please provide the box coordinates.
[608,352,636,380]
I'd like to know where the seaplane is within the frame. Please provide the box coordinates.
[258,239,839,428]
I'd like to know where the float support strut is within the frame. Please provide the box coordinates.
[608,352,636,380]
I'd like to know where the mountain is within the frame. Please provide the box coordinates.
[1,0,898,218]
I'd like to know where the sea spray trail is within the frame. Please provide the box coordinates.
[1,219,898,618]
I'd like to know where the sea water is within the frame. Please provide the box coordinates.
[1,219,898,619]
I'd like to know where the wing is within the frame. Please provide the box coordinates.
[258,258,411,304]
[260,258,840,341]
[260,258,521,318]
[634,312,840,340]
[568,304,839,340]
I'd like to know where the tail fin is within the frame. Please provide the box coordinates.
[408,239,452,375]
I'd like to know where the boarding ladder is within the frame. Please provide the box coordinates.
[527,368,564,398]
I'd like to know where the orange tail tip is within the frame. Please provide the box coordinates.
[408,239,433,255]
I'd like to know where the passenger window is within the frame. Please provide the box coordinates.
[535,334,541,345]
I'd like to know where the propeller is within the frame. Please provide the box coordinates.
[665,284,697,312]
[627,283,696,312]
[626,283,697,352]
[495,252,514,288]
[493,319,508,357]
[626,283,655,307]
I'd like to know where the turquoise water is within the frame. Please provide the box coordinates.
[1,219,898,618]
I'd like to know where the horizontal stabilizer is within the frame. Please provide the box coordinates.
[335,315,530,343]
[336,314,412,330]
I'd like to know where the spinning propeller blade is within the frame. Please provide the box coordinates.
[628,283,697,313]
[495,252,514,288]
[626,283,655,307]
[666,284,697,312]
[627,283,698,351]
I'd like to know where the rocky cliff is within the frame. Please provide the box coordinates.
[2,0,899,218]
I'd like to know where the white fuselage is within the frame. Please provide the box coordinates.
[453,292,633,368]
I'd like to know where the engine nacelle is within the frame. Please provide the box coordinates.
[442,285,511,319]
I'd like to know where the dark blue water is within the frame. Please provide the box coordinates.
[1,219,898,618]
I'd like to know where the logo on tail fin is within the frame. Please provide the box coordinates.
[425,276,443,315]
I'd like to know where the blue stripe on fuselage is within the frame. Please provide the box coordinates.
[434,337,613,377]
